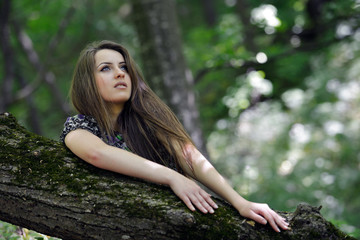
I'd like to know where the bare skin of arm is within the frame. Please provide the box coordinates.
[180,144,289,232]
[64,129,218,214]
[65,129,287,232]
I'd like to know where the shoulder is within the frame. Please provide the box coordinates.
[60,114,101,142]
[65,114,98,126]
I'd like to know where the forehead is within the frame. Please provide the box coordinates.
[94,49,125,64]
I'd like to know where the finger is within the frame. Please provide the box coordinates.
[188,194,209,214]
[269,210,287,224]
[196,192,215,214]
[271,212,289,230]
[279,220,289,230]
[181,196,196,212]
[267,217,280,232]
[247,211,268,225]
[258,209,280,232]
[200,191,218,210]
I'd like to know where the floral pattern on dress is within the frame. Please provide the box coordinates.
[60,114,180,172]
[60,114,130,151]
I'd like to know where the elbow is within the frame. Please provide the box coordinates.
[84,148,105,168]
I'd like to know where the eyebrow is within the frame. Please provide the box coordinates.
[97,61,126,68]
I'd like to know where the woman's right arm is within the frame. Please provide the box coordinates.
[65,129,217,213]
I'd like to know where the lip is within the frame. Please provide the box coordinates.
[114,82,127,88]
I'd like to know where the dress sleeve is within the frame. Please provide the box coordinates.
[59,115,102,143]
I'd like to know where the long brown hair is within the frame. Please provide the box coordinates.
[70,40,193,172]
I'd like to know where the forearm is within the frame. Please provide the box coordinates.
[194,159,248,208]
[94,146,178,186]
[184,145,248,208]
[184,145,289,232]
[65,129,178,187]
[65,131,223,215]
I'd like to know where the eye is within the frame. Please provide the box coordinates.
[100,66,110,72]
[120,65,128,72]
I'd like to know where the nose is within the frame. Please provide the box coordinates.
[115,67,125,79]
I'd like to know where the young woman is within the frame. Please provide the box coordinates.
[60,40,289,232]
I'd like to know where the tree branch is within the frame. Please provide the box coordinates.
[16,72,42,135]
[193,33,353,85]
[45,5,76,64]
[11,21,71,115]
[0,112,354,240]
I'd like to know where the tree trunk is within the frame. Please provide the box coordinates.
[0,0,15,112]
[201,0,217,27]
[235,0,258,53]
[0,112,355,240]
[131,0,208,157]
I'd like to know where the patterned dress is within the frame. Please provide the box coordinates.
[60,114,180,172]
[60,114,130,151]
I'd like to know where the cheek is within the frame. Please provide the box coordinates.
[95,77,108,96]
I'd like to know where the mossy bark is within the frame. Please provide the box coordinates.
[0,112,355,240]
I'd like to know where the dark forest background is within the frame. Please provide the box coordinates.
[0,0,359,238]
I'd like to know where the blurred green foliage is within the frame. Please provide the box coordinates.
[1,0,359,238]
[0,221,60,240]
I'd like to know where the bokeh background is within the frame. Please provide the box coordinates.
[1,0,359,238]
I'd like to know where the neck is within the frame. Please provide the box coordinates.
[109,103,124,127]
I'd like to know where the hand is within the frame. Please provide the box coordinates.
[237,201,289,232]
[169,174,218,214]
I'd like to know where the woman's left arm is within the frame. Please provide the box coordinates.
[180,144,289,232]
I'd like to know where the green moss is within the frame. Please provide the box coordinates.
[327,221,357,240]
[1,113,183,224]
[0,113,109,195]
[1,113,356,239]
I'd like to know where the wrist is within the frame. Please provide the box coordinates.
[162,167,181,187]
[230,194,249,212]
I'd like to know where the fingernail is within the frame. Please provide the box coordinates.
[214,204,219,209]
[209,209,214,214]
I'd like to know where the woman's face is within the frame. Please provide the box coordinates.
[94,49,132,114]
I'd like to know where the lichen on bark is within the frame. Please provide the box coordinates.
[0,112,355,240]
